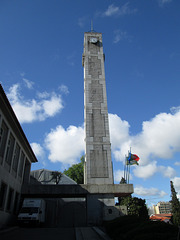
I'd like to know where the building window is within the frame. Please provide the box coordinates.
[0,182,7,210]
[0,120,9,164]
[13,192,20,214]
[18,151,25,178]
[5,133,15,166]
[6,187,14,212]
[12,143,20,173]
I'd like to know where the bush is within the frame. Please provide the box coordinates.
[104,216,178,240]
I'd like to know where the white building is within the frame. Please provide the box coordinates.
[153,201,172,214]
[0,84,37,229]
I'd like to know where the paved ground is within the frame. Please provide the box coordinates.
[0,226,112,240]
[0,227,76,240]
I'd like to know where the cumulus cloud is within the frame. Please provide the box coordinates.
[109,114,130,150]
[44,125,84,165]
[133,162,158,179]
[103,3,137,17]
[31,142,45,159]
[134,185,168,198]
[110,110,180,166]
[158,166,176,178]
[7,83,63,123]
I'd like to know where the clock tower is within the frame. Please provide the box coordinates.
[82,32,114,185]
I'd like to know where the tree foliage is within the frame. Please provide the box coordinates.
[117,178,148,219]
[170,180,180,226]
[63,156,84,184]
[121,196,149,219]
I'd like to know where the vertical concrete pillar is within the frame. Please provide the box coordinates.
[83,32,113,185]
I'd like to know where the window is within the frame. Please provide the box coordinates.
[5,133,15,166]
[6,187,14,212]
[0,121,9,163]
[18,151,25,178]
[0,182,7,210]
[12,143,20,173]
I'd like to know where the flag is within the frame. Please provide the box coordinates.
[128,152,139,161]
[127,152,140,165]
[130,154,139,161]
[126,160,139,165]
[126,158,139,165]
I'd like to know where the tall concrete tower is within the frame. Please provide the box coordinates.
[82,31,114,185]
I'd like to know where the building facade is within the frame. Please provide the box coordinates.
[153,201,172,214]
[0,84,37,229]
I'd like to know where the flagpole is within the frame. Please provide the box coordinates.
[126,159,128,183]
[124,155,126,180]
[127,165,130,184]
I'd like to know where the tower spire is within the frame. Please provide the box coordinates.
[91,20,93,32]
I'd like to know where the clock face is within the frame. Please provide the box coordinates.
[90,37,98,43]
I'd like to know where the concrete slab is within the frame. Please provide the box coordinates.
[22,184,133,197]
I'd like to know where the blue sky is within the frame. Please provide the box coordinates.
[1,0,180,207]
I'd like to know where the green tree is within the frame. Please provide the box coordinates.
[63,156,84,184]
[119,195,149,219]
[170,180,180,226]
[117,177,127,205]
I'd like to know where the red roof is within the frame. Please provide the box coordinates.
[150,214,172,222]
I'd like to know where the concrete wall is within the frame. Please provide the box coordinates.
[83,32,114,185]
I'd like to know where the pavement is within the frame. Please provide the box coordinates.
[0,226,112,240]
[75,227,112,240]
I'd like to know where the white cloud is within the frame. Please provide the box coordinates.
[133,162,158,179]
[104,4,119,17]
[158,166,176,178]
[109,114,130,150]
[113,30,129,44]
[30,142,45,159]
[7,83,63,123]
[114,170,125,183]
[103,3,137,17]
[109,110,180,167]
[114,169,132,183]
[174,162,180,166]
[37,91,50,99]
[44,125,84,165]
[42,94,63,117]
[134,185,167,198]
[59,84,69,95]
[23,78,34,89]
